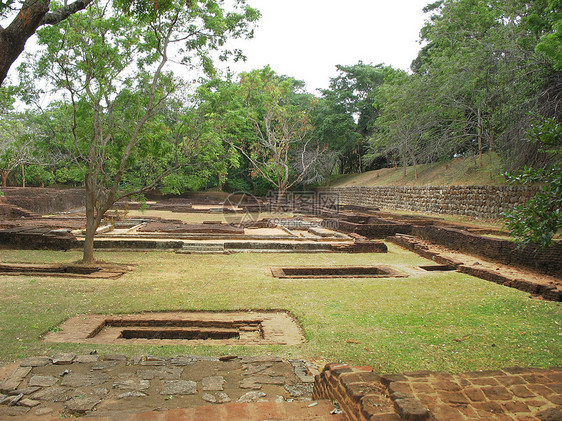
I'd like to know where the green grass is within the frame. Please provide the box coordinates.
[0,245,560,373]
[330,152,506,188]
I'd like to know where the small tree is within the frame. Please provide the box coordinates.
[0,111,44,187]
[24,0,258,264]
[504,118,562,249]
[234,67,319,210]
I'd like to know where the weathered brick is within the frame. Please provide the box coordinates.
[440,391,470,404]
[496,376,526,386]
[403,371,433,378]
[522,398,550,408]
[464,370,506,378]
[503,367,535,375]
[464,387,486,402]
[344,382,382,403]
[340,372,380,386]
[431,380,461,392]
[0,366,32,393]
[546,394,562,405]
[481,386,512,400]
[380,374,408,385]
[470,377,500,386]
[325,363,351,372]
[415,393,439,408]
[536,407,562,421]
[361,394,393,418]
[511,385,536,398]
[393,397,430,421]
[545,371,562,383]
[520,374,550,384]
[411,383,433,394]
[387,381,412,395]
[472,401,505,416]
[502,401,531,413]
[431,404,465,420]
[527,384,554,397]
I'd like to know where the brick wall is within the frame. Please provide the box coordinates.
[412,225,562,278]
[0,187,85,214]
[325,185,540,219]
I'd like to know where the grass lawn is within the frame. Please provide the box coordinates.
[0,244,560,373]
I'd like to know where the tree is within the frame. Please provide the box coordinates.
[504,118,562,249]
[0,110,48,187]
[314,63,391,174]
[370,0,562,174]
[24,0,259,264]
[0,0,96,86]
[0,0,205,86]
[234,67,319,210]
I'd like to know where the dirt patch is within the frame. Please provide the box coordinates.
[44,311,304,346]
[0,263,132,279]
[270,265,406,279]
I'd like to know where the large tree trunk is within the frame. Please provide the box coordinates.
[0,0,92,86]
[0,1,50,86]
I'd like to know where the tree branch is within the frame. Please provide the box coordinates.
[40,0,92,25]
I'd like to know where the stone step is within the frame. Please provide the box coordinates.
[16,399,345,421]
[178,243,226,254]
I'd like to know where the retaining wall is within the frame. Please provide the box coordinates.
[0,187,85,214]
[325,185,540,219]
[411,225,562,278]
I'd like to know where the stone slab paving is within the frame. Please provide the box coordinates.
[13,400,346,420]
[314,363,562,420]
[0,354,318,419]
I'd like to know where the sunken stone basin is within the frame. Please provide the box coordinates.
[270,265,407,279]
[44,311,304,346]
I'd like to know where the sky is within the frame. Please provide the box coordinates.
[223,0,430,93]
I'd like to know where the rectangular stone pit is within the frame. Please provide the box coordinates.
[44,311,304,346]
[270,265,406,279]
[0,263,129,279]
[417,264,456,272]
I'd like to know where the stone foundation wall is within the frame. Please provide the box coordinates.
[411,225,562,278]
[325,185,540,219]
[0,187,85,214]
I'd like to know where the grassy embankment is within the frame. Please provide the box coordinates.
[329,152,505,187]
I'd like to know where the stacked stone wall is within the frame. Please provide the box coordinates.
[412,225,562,277]
[0,187,85,214]
[326,185,540,219]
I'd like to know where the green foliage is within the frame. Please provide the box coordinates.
[236,66,317,195]
[369,0,562,178]
[531,0,562,69]
[55,166,84,186]
[313,63,393,173]
[504,118,562,248]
